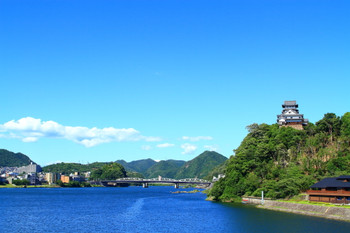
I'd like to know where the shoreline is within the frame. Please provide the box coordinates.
[244,197,350,222]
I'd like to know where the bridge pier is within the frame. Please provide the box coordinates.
[142,182,149,188]
[174,183,179,189]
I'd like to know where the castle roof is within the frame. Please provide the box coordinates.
[284,101,297,106]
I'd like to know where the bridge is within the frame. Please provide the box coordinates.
[90,177,211,188]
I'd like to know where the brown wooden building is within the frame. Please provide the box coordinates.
[307,176,350,204]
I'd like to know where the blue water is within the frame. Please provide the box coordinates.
[1,186,350,233]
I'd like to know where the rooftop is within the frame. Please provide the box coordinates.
[283,100,297,106]
[310,176,350,189]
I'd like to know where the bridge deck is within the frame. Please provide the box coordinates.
[89,178,211,186]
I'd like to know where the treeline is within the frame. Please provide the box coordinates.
[43,151,227,179]
[90,163,127,180]
[0,149,33,167]
[43,162,110,174]
[209,112,350,201]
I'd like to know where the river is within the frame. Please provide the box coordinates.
[1,186,350,233]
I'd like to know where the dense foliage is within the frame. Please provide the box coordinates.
[13,179,30,186]
[43,162,110,174]
[0,149,33,167]
[175,151,227,179]
[145,160,185,178]
[204,160,228,181]
[90,163,127,180]
[116,159,157,175]
[209,112,350,201]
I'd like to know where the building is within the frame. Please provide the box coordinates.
[277,101,308,130]
[61,175,71,183]
[45,172,60,185]
[16,162,42,174]
[70,174,85,182]
[212,174,225,182]
[26,173,41,185]
[307,175,350,204]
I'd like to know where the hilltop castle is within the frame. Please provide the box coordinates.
[277,101,308,130]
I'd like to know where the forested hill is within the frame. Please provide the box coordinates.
[116,159,157,175]
[175,151,227,179]
[145,160,186,178]
[43,162,110,174]
[209,112,350,201]
[0,149,34,167]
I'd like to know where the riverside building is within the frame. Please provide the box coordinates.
[45,172,60,185]
[307,176,350,204]
[277,101,308,130]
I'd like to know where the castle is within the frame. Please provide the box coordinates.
[277,101,308,130]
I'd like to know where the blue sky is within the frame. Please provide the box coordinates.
[0,0,349,165]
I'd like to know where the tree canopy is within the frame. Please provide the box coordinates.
[209,112,350,201]
[90,163,127,180]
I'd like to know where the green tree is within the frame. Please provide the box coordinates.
[341,112,350,138]
[208,114,350,202]
[13,179,30,186]
[90,163,126,180]
[316,113,342,141]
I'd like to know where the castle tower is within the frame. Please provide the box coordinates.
[277,101,308,130]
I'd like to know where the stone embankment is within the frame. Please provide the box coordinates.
[244,197,350,222]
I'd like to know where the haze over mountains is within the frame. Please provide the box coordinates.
[0,149,227,179]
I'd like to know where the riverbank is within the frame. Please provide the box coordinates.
[0,184,60,188]
[244,197,350,222]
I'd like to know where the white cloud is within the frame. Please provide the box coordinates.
[204,145,217,151]
[182,136,213,142]
[0,117,161,147]
[44,160,65,166]
[141,145,152,151]
[22,137,39,143]
[181,143,197,155]
[156,143,175,148]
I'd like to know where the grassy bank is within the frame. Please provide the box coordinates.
[278,200,350,209]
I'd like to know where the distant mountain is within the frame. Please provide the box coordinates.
[40,151,227,180]
[145,160,186,178]
[0,149,34,167]
[115,160,131,171]
[175,151,227,179]
[116,158,157,174]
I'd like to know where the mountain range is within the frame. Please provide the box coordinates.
[116,151,227,179]
[1,148,227,179]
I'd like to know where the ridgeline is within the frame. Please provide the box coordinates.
[145,160,185,178]
[40,151,227,179]
[0,149,34,167]
[175,151,227,179]
[208,112,350,201]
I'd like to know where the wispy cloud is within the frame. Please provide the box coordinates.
[156,143,175,148]
[181,143,197,154]
[204,145,217,151]
[0,117,161,147]
[182,136,213,142]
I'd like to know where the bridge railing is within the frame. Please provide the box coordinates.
[114,177,210,183]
